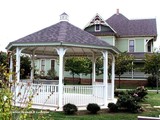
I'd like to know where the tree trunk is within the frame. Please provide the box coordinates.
[156,75,159,94]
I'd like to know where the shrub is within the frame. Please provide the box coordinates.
[87,103,100,114]
[108,103,118,112]
[147,75,158,88]
[114,90,125,97]
[63,103,78,115]
[116,93,141,113]
[47,69,56,80]
[127,86,148,102]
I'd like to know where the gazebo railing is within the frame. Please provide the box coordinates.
[63,85,105,106]
[15,82,58,107]
[14,82,110,107]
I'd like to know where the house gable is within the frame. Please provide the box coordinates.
[84,13,116,36]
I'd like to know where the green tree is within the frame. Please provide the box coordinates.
[0,51,7,65]
[115,52,134,88]
[65,57,90,84]
[144,53,160,93]
[20,55,31,79]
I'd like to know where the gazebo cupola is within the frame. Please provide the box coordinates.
[60,12,69,22]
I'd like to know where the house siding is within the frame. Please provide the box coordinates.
[135,38,144,52]
[115,38,128,52]
[98,36,114,46]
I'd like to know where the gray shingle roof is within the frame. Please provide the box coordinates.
[127,52,153,59]
[106,13,157,37]
[9,21,111,47]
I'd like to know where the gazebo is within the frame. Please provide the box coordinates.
[6,13,119,111]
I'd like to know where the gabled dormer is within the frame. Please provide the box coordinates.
[84,13,116,36]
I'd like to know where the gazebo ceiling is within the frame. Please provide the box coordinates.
[6,17,119,55]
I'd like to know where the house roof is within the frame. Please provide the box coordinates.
[127,52,153,59]
[106,13,157,37]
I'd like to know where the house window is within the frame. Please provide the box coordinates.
[51,60,55,70]
[147,41,152,52]
[129,40,134,52]
[41,59,45,71]
[95,24,101,31]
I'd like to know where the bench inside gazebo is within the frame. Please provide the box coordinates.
[6,13,119,111]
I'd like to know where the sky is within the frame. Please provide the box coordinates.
[0,0,159,52]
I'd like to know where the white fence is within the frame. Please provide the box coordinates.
[14,82,112,107]
[63,85,105,106]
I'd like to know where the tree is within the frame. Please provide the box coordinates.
[144,53,160,93]
[0,51,7,65]
[20,55,31,79]
[115,52,134,88]
[65,57,90,84]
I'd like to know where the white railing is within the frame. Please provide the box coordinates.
[108,83,112,99]
[15,82,58,107]
[63,85,105,106]
[14,82,112,108]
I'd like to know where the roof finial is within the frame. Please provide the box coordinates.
[60,12,69,22]
[116,9,119,15]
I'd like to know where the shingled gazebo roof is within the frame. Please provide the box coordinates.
[6,20,119,56]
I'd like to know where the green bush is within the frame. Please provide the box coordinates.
[108,103,118,112]
[63,103,78,115]
[87,103,100,114]
[127,86,148,102]
[147,75,159,88]
[114,90,125,97]
[47,69,56,80]
[116,93,141,113]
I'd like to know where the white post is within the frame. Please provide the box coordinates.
[56,47,67,109]
[131,62,133,79]
[92,53,96,85]
[16,47,24,82]
[9,54,13,82]
[111,54,115,100]
[16,47,20,83]
[102,51,108,106]
[30,52,35,82]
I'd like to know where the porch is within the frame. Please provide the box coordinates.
[14,82,116,111]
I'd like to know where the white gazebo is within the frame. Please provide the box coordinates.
[6,13,119,111]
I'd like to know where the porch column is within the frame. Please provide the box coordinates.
[111,54,115,100]
[30,51,35,82]
[56,47,67,109]
[102,51,108,106]
[92,53,96,85]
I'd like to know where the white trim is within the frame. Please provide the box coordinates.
[40,59,46,75]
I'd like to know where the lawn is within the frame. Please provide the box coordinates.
[25,91,160,120]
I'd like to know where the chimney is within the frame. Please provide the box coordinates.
[116,9,119,15]
[60,12,69,22]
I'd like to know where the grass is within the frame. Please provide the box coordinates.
[1,90,159,120]
[26,91,160,120]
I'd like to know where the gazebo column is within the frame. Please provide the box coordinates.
[9,54,13,82]
[16,47,24,83]
[30,51,35,82]
[56,47,67,109]
[111,54,115,100]
[102,51,108,106]
[92,53,96,85]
